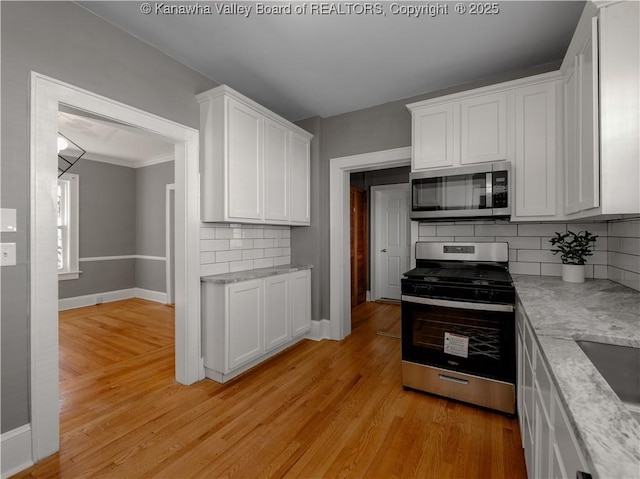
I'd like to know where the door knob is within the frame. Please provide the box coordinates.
[381,249,387,253]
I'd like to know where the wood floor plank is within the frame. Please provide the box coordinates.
[13,299,527,479]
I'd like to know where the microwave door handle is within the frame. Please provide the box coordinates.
[486,172,493,208]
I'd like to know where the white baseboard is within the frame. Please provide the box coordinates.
[59,288,168,311]
[1,424,33,479]
[133,288,168,304]
[305,319,331,341]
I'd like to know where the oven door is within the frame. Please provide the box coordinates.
[401,295,515,383]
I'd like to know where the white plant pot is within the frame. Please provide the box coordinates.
[562,264,585,283]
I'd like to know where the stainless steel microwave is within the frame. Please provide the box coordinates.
[410,161,510,220]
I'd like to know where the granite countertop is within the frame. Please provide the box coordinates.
[201,264,313,284]
[513,275,640,479]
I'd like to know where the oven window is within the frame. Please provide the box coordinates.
[413,313,501,361]
[402,302,515,383]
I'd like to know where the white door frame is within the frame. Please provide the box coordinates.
[329,147,411,340]
[370,183,410,301]
[166,183,176,304]
[30,72,202,461]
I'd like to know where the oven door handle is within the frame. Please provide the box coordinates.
[401,295,514,313]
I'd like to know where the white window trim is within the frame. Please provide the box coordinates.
[58,173,80,281]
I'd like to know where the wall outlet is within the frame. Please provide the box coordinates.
[1,243,16,266]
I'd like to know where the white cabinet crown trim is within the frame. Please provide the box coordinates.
[196,84,313,140]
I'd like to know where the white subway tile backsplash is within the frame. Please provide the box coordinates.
[229,260,255,273]
[200,252,215,264]
[242,249,265,261]
[254,238,276,248]
[609,219,640,238]
[436,224,474,236]
[496,236,541,250]
[418,225,437,237]
[200,239,230,252]
[455,236,496,242]
[199,224,292,277]
[201,262,230,277]
[475,224,518,236]
[518,223,566,237]
[230,239,254,250]
[509,262,541,275]
[273,256,291,266]
[200,227,216,240]
[264,248,284,258]
[414,219,630,286]
[540,263,562,277]
[253,258,275,269]
[215,250,242,262]
[518,249,560,264]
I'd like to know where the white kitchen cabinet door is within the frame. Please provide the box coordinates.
[264,118,289,222]
[227,97,263,221]
[264,274,291,351]
[552,392,589,479]
[290,269,311,337]
[289,131,311,225]
[227,279,264,370]
[460,92,507,165]
[513,81,558,219]
[565,17,600,215]
[599,1,640,215]
[412,104,456,170]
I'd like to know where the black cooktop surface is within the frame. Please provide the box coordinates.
[403,261,513,287]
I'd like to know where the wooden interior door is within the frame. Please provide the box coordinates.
[350,187,368,308]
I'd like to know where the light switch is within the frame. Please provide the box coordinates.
[1,208,17,232]
[1,243,16,266]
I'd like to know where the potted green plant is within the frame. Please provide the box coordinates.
[549,230,598,283]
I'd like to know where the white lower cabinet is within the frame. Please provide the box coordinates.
[290,269,312,337]
[517,299,589,479]
[264,274,291,351]
[202,269,312,383]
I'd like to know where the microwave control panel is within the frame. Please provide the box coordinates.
[492,170,508,208]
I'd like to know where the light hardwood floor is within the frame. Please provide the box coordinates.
[14,299,527,478]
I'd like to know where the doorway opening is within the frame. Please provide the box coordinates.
[330,147,413,340]
[30,72,200,461]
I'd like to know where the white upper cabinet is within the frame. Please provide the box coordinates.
[512,80,559,219]
[411,103,456,170]
[408,90,508,171]
[264,118,289,222]
[227,98,264,221]
[562,12,600,215]
[598,1,639,215]
[460,92,507,165]
[560,1,639,218]
[289,130,311,225]
[197,85,313,225]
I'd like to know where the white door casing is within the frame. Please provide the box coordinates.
[329,147,412,340]
[372,184,410,301]
[166,183,176,304]
[30,72,201,462]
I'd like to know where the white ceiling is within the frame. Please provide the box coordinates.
[78,1,585,121]
[58,107,175,167]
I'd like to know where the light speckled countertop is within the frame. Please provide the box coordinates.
[201,264,312,284]
[513,275,640,479]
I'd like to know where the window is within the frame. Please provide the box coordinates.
[57,174,80,280]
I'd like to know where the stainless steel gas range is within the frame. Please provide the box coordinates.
[401,242,516,415]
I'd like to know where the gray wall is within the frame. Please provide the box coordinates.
[58,160,175,299]
[135,161,174,292]
[1,1,216,433]
[59,160,136,299]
